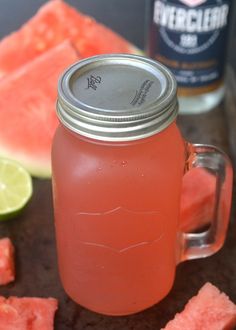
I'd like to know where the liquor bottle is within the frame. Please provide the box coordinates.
[146,0,232,114]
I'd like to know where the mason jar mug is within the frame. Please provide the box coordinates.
[51,54,232,316]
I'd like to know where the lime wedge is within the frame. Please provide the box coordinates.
[0,158,33,221]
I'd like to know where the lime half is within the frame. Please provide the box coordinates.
[0,158,33,221]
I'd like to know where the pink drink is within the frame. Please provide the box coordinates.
[52,54,232,315]
[52,122,185,315]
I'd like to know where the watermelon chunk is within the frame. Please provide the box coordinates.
[0,41,78,177]
[0,297,58,329]
[0,238,15,285]
[162,283,236,330]
[0,0,141,79]
[180,168,216,232]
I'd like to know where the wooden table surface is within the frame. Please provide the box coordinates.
[0,1,236,329]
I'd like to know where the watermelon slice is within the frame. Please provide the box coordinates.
[0,0,141,79]
[162,282,236,330]
[0,41,78,177]
[0,238,15,285]
[0,0,141,177]
[180,168,216,232]
[0,296,58,329]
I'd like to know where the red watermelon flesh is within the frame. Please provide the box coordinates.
[0,296,58,330]
[180,167,216,233]
[0,41,78,177]
[0,0,141,80]
[162,282,236,330]
[0,238,15,286]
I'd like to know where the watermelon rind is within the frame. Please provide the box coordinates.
[0,146,51,178]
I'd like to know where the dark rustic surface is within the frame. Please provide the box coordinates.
[0,1,236,329]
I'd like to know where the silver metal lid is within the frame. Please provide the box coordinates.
[57,54,178,141]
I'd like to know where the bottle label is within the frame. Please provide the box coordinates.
[151,0,231,94]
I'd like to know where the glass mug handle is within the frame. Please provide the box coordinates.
[179,143,233,262]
